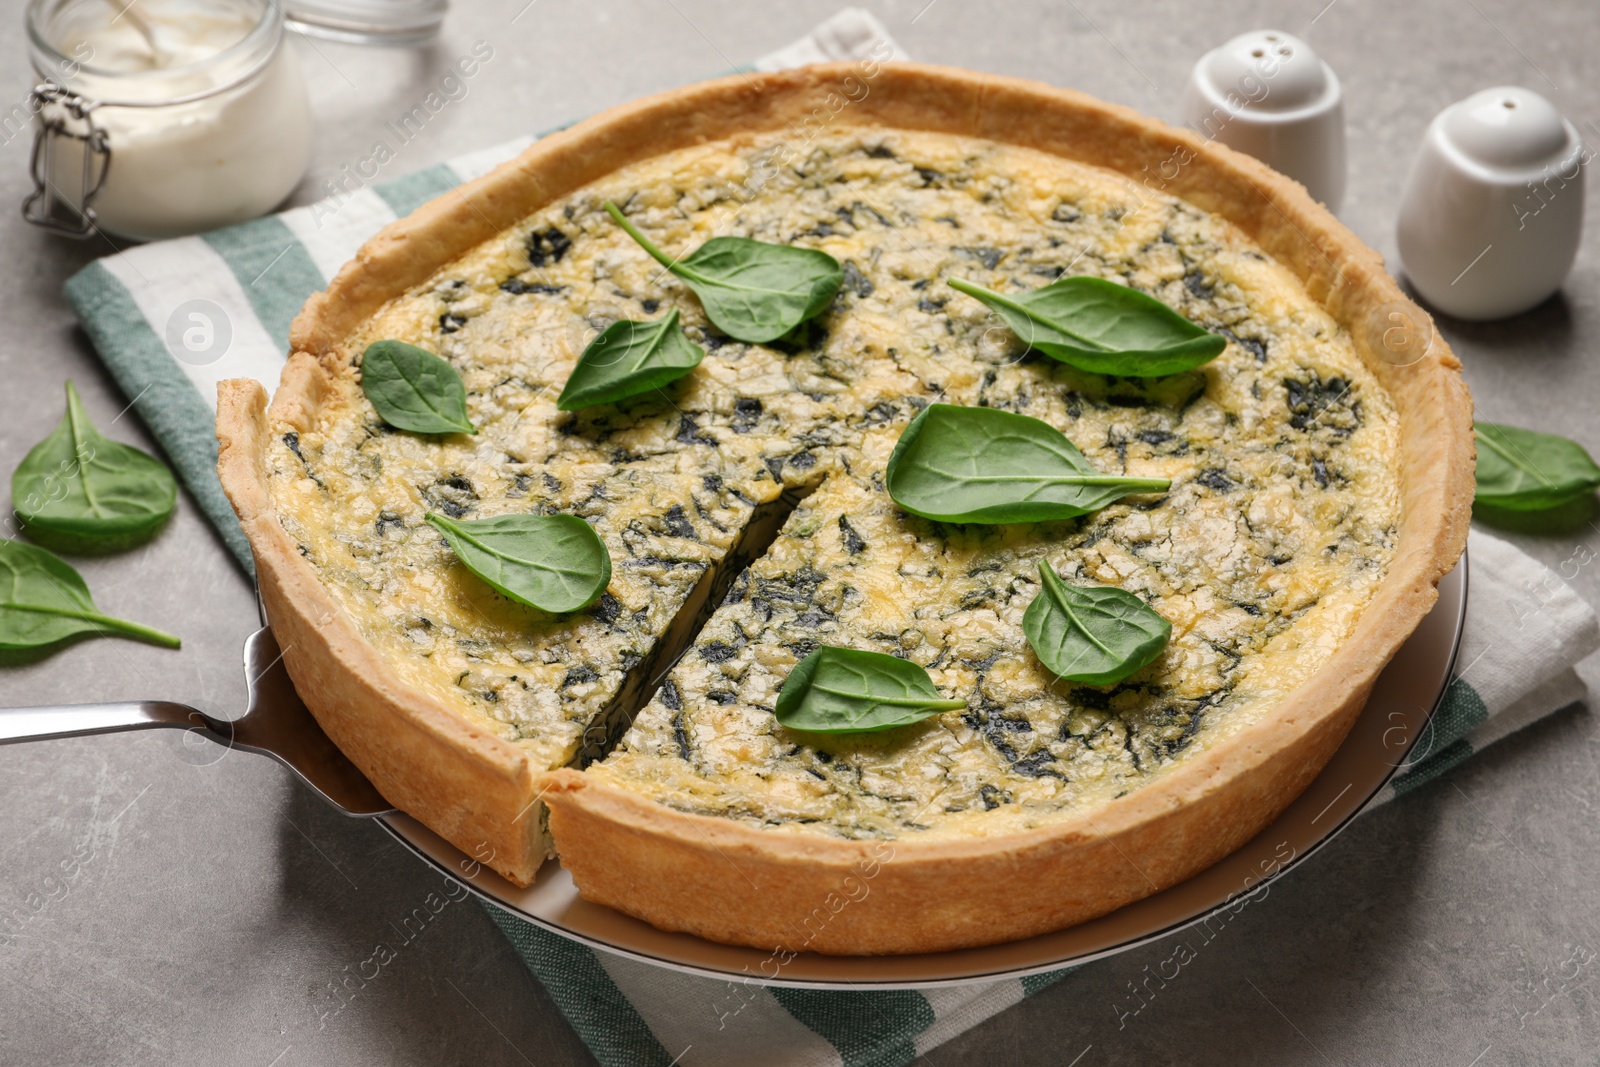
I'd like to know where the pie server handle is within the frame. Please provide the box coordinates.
[0,626,396,818]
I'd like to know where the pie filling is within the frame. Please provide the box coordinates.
[267,127,1401,848]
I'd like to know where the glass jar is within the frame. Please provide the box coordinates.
[285,0,448,45]
[24,0,313,241]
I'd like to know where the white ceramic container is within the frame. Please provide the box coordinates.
[1182,29,1346,212]
[1396,86,1587,321]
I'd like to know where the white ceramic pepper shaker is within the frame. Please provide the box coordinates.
[1396,86,1587,321]
[1182,29,1346,212]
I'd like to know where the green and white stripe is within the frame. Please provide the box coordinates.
[490,900,1063,1067]
[1378,531,1596,802]
[59,9,1597,1064]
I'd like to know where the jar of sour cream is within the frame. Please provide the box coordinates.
[24,0,312,241]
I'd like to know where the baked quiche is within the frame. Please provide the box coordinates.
[216,64,1472,955]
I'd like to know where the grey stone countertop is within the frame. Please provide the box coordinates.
[2,1,1597,1064]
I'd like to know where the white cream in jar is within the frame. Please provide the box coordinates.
[26,0,312,240]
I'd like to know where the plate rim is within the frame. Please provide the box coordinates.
[380,550,1469,990]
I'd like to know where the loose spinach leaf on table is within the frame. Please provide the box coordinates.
[558,310,705,411]
[0,540,180,652]
[11,381,176,552]
[1474,422,1600,511]
[1023,560,1169,686]
[426,512,610,614]
[774,645,967,735]
[604,201,843,344]
[884,404,1171,523]
[361,340,477,435]
[947,276,1226,377]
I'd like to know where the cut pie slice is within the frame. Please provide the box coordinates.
[221,331,825,872]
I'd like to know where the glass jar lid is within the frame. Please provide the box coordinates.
[28,0,285,106]
[283,0,447,45]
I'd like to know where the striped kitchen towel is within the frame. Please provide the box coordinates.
[58,8,1598,1065]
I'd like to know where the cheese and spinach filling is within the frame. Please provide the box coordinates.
[267,128,1400,842]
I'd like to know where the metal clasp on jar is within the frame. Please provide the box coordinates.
[22,83,111,238]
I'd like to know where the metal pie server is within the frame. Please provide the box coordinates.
[0,625,396,817]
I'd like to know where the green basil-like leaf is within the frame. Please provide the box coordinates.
[1022,560,1169,686]
[426,512,610,613]
[558,310,705,411]
[948,276,1226,377]
[605,201,843,344]
[885,404,1170,523]
[774,645,967,734]
[361,340,477,435]
[0,540,180,652]
[11,381,176,552]
[1474,422,1600,511]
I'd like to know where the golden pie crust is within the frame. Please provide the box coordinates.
[216,63,1472,955]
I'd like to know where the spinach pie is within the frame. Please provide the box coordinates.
[217,63,1472,955]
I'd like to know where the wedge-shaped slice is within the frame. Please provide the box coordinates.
[219,345,808,882]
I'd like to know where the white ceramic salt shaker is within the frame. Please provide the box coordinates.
[1396,87,1586,321]
[1182,29,1346,212]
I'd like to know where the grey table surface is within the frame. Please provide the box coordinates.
[2,1,1598,1064]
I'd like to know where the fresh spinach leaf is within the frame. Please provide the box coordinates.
[558,310,704,410]
[604,201,843,344]
[11,381,176,552]
[361,340,476,435]
[774,645,967,734]
[1022,560,1169,686]
[947,276,1226,377]
[0,540,180,651]
[426,512,610,613]
[885,404,1170,523]
[1474,422,1600,511]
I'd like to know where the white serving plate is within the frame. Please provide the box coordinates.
[381,554,1467,989]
